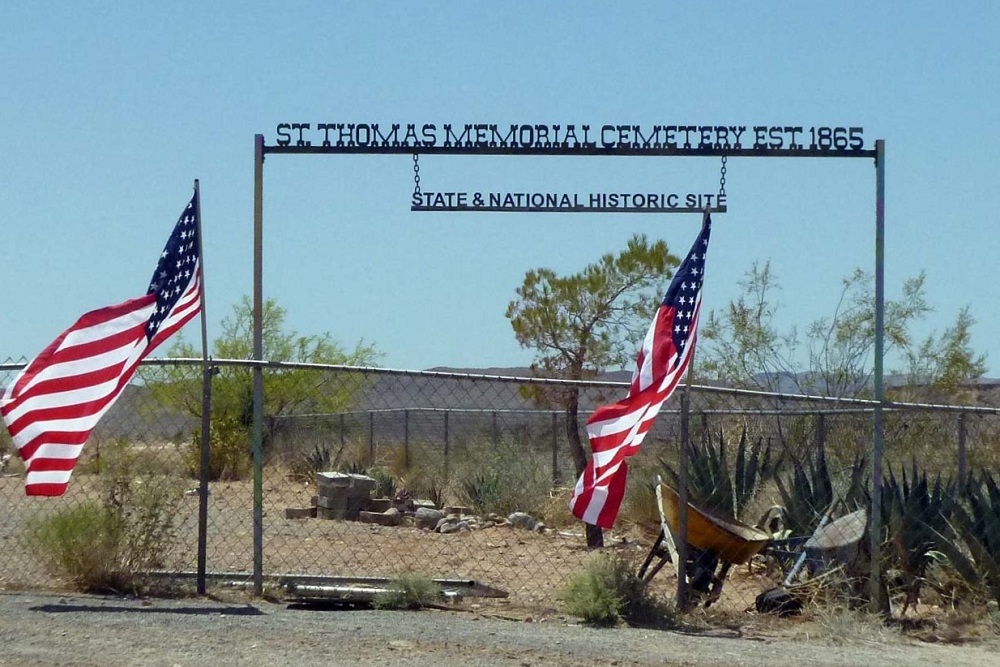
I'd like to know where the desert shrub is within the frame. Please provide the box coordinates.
[560,552,677,628]
[454,436,550,517]
[288,442,333,483]
[398,461,448,507]
[26,440,184,593]
[0,427,12,459]
[26,502,124,591]
[0,430,23,474]
[185,415,252,481]
[367,467,397,498]
[372,573,442,610]
[79,437,183,477]
[811,603,901,645]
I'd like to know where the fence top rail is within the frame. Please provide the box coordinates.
[274,406,997,419]
[6,357,994,416]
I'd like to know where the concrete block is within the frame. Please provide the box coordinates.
[285,507,316,520]
[368,497,393,512]
[316,507,359,521]
[358,509,402,526]
[316,495,367,511]
[316,472,377,496]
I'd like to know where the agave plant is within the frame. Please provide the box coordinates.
[933,470,1000,605]
[661,425,775,521]
[775,442,833,539]
[775,443,867,539]
[879,461,955,613]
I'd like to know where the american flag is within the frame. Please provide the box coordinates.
[1,189,203,496]
[570,215,711,528]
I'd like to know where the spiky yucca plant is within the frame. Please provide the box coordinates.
[879,462,954,613]
[934,470,1000,605]
[660,426,774,521]
[775,445,867,540]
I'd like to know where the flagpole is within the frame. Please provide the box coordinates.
[193,179,212,596]
[676,366,692,609]
[676,207,710,610]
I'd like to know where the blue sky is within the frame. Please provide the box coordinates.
[2,2,998,377]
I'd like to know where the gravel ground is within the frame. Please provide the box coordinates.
[1,592,999,667]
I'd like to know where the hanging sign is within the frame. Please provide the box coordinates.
[410,190,726,213]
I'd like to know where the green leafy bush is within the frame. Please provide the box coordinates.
[186,415,252,481]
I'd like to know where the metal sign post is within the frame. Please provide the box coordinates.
[250,122,885,609]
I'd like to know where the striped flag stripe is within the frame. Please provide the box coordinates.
[7,300,155,398]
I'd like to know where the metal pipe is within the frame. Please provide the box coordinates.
[958,412,968,486]
[676,372,692,608]
[252,134,265,596]
[443,410,450,481]
[870,139,886,614]
[551,411,559,484]
[194,179,211,596]
[403,409,410,469]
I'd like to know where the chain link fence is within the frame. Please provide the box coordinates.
[2,357,999,617]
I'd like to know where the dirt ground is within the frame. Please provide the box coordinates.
[1,590,999,667]
[4,470,1000,665]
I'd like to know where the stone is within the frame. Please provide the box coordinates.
[444,505,471,516]
[414,507,445,529]
[438,521,463,534]
[507,512,538,531]
[412,498,438,511]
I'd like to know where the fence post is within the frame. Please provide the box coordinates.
[404,409,411,469]
[368,411,375,467]
[551,411,559,485]
[958,411,967,487]
[816,412,826,459]
[676,382,691,609]
[339,413,345,451]
[196,362,214,595]
[443,410,450,481]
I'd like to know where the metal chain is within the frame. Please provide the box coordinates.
[719,154,727,200]
[412,153,421,197]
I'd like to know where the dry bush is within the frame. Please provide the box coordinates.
[25,440,185,593]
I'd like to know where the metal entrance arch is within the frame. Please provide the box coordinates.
[250,129,887,609]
